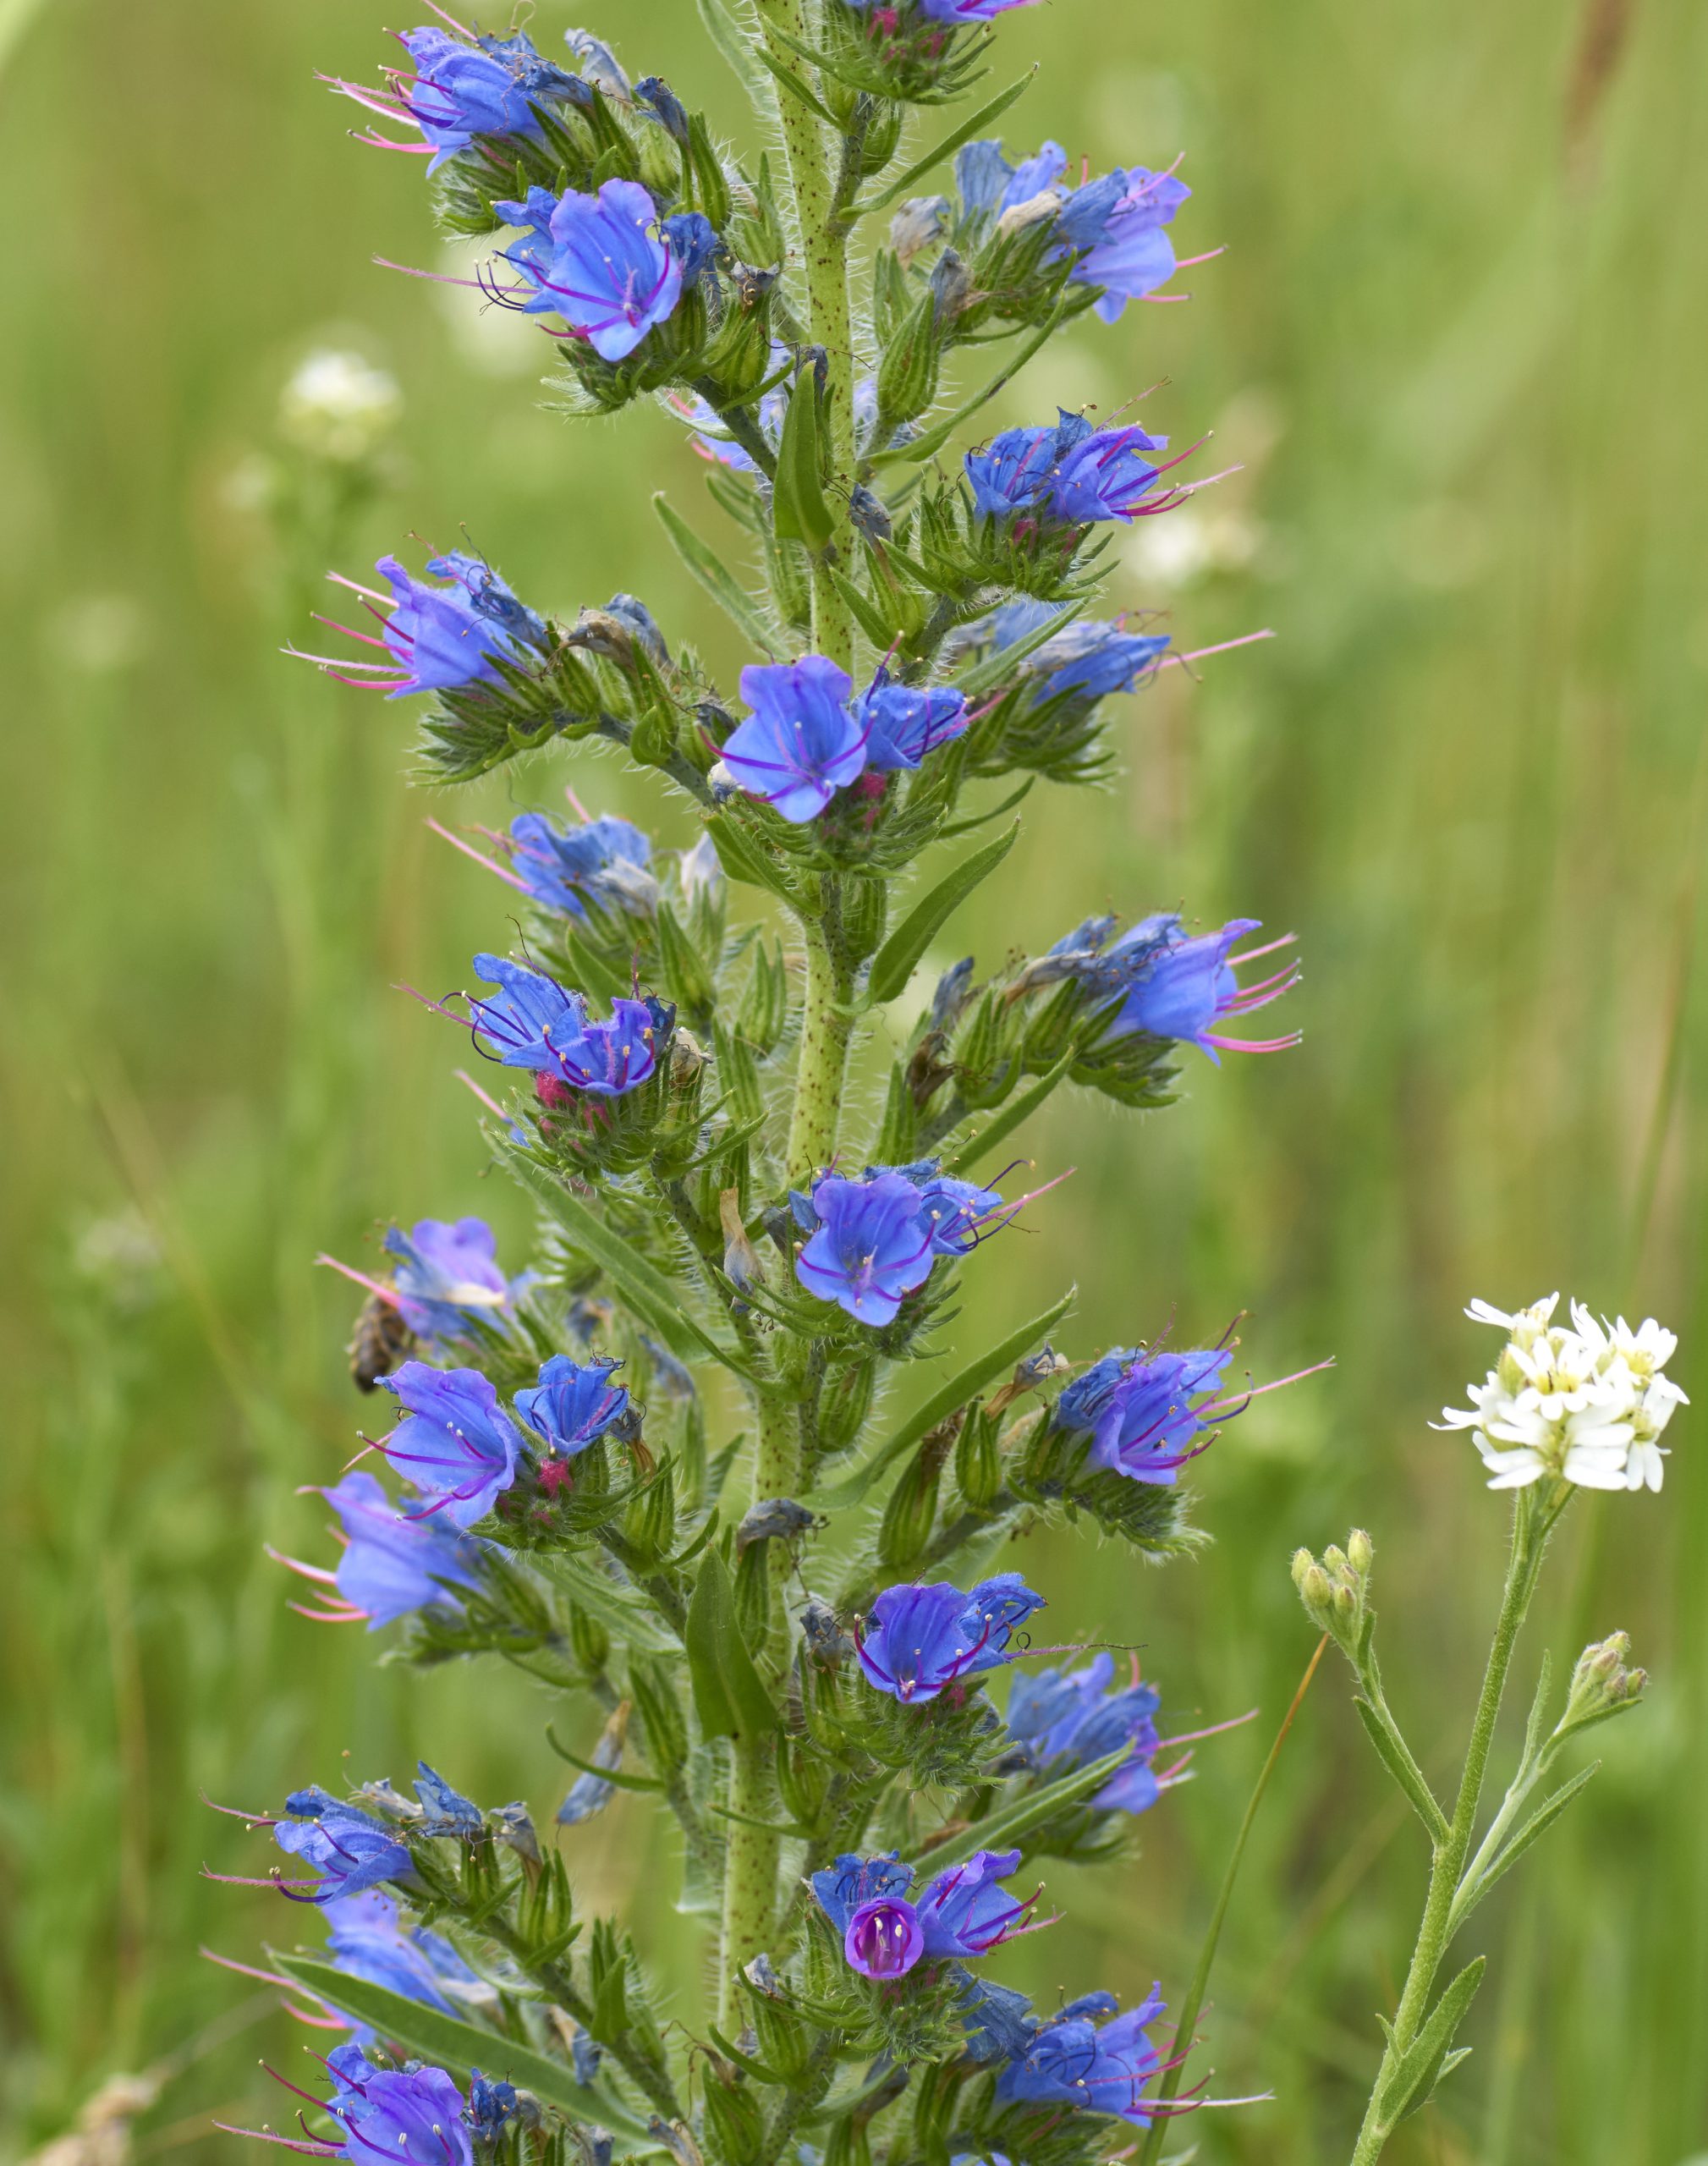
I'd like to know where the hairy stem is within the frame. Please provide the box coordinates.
[750,0,856,668]
[785,895,856,1186]
[1348,1493,1551,2164]
[717,1730,781,2027]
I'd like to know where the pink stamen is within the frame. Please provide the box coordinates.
[316,1254,404,1309]
[1161,629,1278,672]
[453,1068,511,1121]
[426,816,532,895]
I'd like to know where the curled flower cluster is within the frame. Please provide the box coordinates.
[1437,1295,1686,1492]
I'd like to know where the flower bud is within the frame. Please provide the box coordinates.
[954,1400,1003,1509]
[1348,1527,1374,1575]
[1562,1630,1647,1729]
[890,195,947,269]
[1332,1582,1357,1624]
[876,291,945,431]
[1290,1547,1317,1593]
[1322,1544,1349,1578]
[1301,1562,1332,1614]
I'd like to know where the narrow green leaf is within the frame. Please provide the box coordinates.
[1470,1762,1601,1910]
[695,0,777,124]
[951,602,1082,698]
[773,372,837,552]
[751,41,839,126]
[915,1746,1133,1874]
[507,1151,745,1376]
[938,776,1036,839]
[799,1287,1076,1510]
[272,1957,654,2146]
[704,810,798,901]
[870,308,1066,470]
[827,566,899,651]
[545,1726,667,1793]
[1353,1698,1451,1844]
[541,1551,682,1656]
[858,70,1035,213]
[1378,1955,1486,2125]
[654,494,782,658]
[685,1546,782,1738]
[868,821,1020,1006]
[942,1051,1074,1175]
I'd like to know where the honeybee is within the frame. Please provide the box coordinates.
[347,1290,415,1393]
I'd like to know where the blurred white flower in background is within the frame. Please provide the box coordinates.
[1437,1293,1686,1493]
[277,348,402,463]
[1123,504,1264,591]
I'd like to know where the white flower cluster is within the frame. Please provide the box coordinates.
[278,349,402,464]
[1437,1295,1686,1493]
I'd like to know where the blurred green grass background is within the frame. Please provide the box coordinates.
[3,0,1705,2158]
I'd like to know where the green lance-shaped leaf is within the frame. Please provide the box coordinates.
[686,1542,783,1738]
[507,1151,750,1378]
[857,70,1037,213]
[916,1745,1134,1874]
[654,494,783,659]
[1377,1955,1486,2125]
[951,601,1084,699]
[867,821,1020,1007]
[703,810,799,902]
[1353,1698,1451,1844]
[272,1957,655,2148]
[943,1050,1074,1175]
[541,1551,683,1657]
[751,40,840,126]
[1464,1761,1601,1915]
[799,1286,1076,1510]
[772,371,837,554]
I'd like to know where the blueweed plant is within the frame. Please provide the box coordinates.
[198,7,1678,2164]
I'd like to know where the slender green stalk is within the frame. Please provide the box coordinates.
[750,0,857,668]
[1136,1636,1328,2166]
[1347,1494,1549,2164]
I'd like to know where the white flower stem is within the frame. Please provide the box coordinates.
[1347,1487,1562,2164]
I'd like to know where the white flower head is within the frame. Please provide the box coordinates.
[1441,1294,1684,1495]
[279,349,402,464]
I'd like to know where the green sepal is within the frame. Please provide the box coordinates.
[271,1956,653,2146]
[686,1542,782,1738]
[867,821,1019,1006]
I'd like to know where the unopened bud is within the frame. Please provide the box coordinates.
[1332,1583,1357,1624]
[1302,1563,1332,1613]
[1322,1544,1349,1579]
[1290,1548,1318,1593]
[1348,1528,1375,1575]
[1563,1630,1647,1729]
